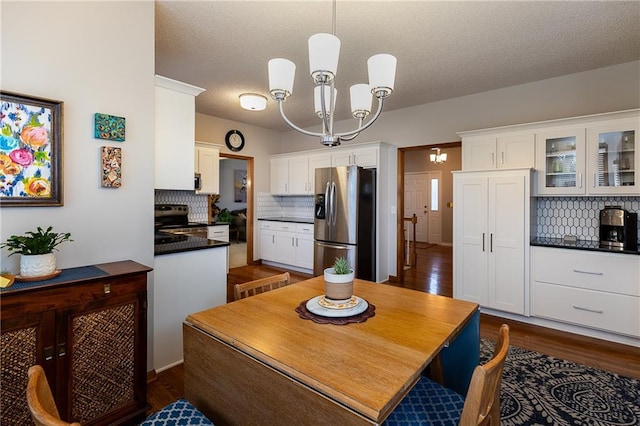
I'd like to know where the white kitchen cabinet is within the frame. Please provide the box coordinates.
[155,75,205,190]
[207,224,229,242]
[259,221,314,271]
[586,118,639,195]
[195,144,220,194]
[270,154,330,195]
[331,145,378,168]
[535,126,586,195]
[531,246,640,337]
[259,222,278,262]
[461,132,535,171]
[453,169,531,315]
[294,223,314,270]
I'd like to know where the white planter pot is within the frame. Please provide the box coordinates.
[20,253,56,277]
[323,268,355,300]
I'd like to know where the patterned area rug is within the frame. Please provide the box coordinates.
[480,339,640,425]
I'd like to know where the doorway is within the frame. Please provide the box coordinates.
[396,142,461,283]
[218,153,254,267]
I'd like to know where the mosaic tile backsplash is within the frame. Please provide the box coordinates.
[535,196,640,241]
[257,193,314,219]
[155,190,209,222]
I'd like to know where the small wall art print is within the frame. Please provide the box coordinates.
[234,169,247,202]
[94,113,125,141]
[101,146,122,188]
[0,91,64,206]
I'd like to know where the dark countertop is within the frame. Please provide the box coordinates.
[154,235,229,256]
[258,217,314,224]
[531,237,640,255]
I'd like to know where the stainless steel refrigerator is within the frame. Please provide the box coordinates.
[313,165,376,281]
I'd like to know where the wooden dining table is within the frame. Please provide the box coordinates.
[183,276,479,425]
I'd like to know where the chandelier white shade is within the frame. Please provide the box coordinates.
[267,23,397,146]
[430,148,447,164]
[239,93,267,111]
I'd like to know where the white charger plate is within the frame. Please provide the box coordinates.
[306,295,368,318]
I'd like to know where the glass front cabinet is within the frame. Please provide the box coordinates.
[536,127,586,195]
[536,117,639,196]
[586,118,638,195]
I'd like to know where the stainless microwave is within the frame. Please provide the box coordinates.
[194,173,201,191]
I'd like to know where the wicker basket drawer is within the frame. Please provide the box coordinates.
[533,281,640,337]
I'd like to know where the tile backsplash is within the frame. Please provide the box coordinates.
[155,190,209,222]
[257,193,314,219]
[535,196,640,241]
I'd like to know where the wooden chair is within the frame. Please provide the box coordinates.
[384,324,510,426]
[26,365,81,426]
[233,272,290,301]
[27,365,214,426]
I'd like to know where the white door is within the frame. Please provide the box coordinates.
[404,173,428,242]
[405,172,443,243]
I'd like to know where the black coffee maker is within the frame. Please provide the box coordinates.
[599,207,638,251]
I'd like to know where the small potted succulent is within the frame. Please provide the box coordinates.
[1,226,72,277]
[323,256,355,300]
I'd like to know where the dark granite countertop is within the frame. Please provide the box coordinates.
[531,237,640,255]
[257,217,314,224]
[154,235,229,256]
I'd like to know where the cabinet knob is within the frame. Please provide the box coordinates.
[104,283,111,295]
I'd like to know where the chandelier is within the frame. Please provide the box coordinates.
[430,148,447,164]
[267,1,397,147]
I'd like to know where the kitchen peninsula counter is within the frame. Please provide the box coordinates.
[154,235,229,256]
[531,237,640,255]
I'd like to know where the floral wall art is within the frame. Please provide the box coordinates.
[0,92,64,206]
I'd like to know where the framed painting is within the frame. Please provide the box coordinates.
[101,146,122,188]
[0,91,64,206]
[234,169,247,202]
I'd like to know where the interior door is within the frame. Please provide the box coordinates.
[404,173,428,242]
[427,172,442,244]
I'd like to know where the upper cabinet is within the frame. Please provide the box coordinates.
[331,145,378,168]
[460,109,639,196]
[195,143,220,194]
[270,153,330,195]
[461,132,535,171]
[155,75,205,190]
[535,115,639,196]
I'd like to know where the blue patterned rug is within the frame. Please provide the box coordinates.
[480,339,640,425]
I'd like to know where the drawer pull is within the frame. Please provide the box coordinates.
[572,269,603,276]
[44,346,54,361]
[572,305,604,314]
[104,283,111,294]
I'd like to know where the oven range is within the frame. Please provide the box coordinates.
[155,204,208,240]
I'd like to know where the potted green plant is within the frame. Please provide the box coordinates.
[216,208,233,223]
[1,226,72,277]
[323,256,355,300]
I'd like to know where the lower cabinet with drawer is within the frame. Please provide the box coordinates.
[259,221,314,272]
[531,246,640,338]
[0,261,152,426]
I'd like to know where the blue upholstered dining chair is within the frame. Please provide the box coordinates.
[140,399,214,425]
[384,324,510,426]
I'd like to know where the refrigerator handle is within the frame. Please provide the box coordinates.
[325,181,331,224]
[315,241,350,250]
[331,181,337,226]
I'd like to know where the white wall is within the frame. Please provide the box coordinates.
[1,0,155,367]
[1,1,155,272]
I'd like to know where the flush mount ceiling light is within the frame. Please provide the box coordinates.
[430,147,447,164]
[239,93,267,111]
[267,0,397,147]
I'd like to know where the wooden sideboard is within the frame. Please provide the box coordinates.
[0,260,152,426]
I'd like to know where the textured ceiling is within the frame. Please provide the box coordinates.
[155,1,640,132]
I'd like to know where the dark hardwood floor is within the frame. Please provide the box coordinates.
[147,245,640,415]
